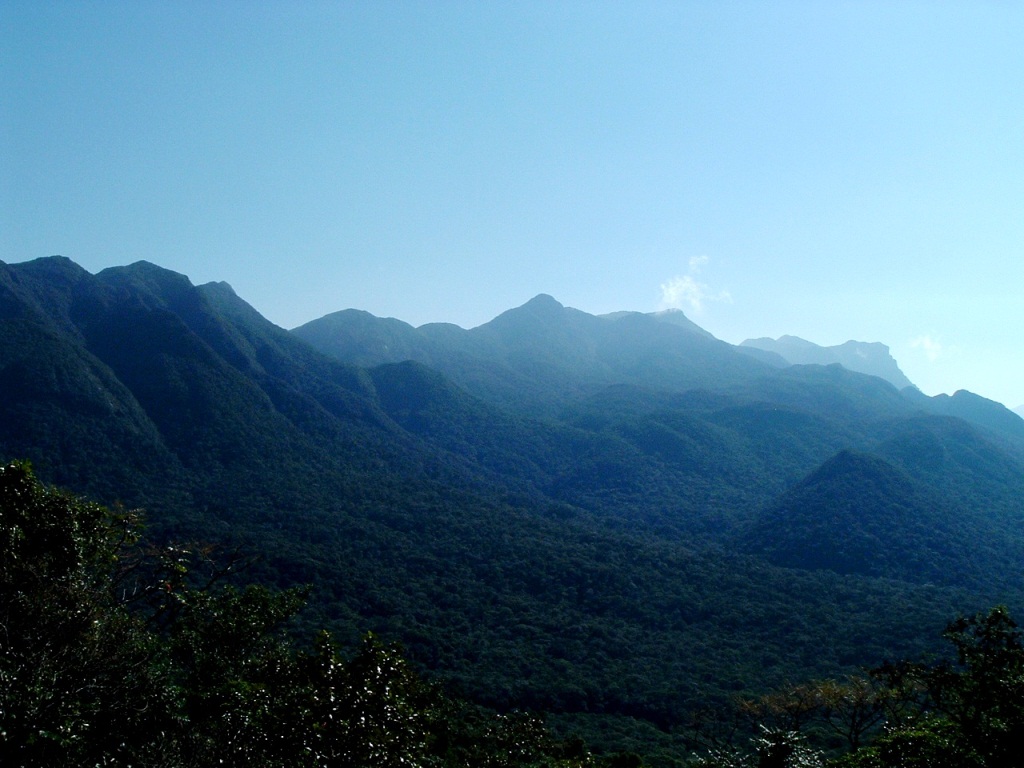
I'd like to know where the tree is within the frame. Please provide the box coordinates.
[738,682,822,734]
[301,631,437,767]
[737,673,890,753]
[168,583,315,766]
[815,675,889,752]
[0,460,175,766]
[926,607,1024,768]
[691,727,823,768]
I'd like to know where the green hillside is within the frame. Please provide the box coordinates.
[4,255,1024,765]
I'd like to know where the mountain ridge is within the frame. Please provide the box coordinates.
[295,294,1024,445]
[4,255,1024,764]
[297,296,919,396]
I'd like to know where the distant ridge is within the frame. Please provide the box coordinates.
[901,388,1024,443]
[293,294,1024,446]
[295,294,774,415]
[740,335,914,389]
[600,307,715,338]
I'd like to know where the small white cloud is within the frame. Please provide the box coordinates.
[661,275,705,312]
[659,256,730,314]
[910,335,943,362]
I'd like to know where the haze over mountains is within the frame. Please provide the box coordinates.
[738,335,914,390]
[292,294,920,408]
[4,255,1024,762]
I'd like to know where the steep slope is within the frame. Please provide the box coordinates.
[87,263,431,524]
[875,414,1024,528]
[601,307,716,339]
[1,257,455,525]
[0,258,188,507]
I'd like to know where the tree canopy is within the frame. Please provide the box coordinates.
[695,606,1024,768]
[0,461,592,767]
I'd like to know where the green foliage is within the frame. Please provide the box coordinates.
[826,607,1024,767]
[304,632,436,767]
[704,607,1024,768]
[829,718,984,768]
[692,727,823,768]
[0,460,173,766]
[927,607,1024,767]
[0,462,593,767]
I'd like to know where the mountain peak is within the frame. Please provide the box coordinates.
[12,254,92,284]
[523,293,564,310]
[482,294,570,333]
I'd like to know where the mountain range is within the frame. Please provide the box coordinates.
[4,255,1024,763]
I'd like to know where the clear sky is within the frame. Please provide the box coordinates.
[3,2,1022,408]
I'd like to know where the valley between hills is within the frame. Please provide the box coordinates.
[4,255,1024,766]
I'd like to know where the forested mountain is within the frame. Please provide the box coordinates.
[4,255,1024,765]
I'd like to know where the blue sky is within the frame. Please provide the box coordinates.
[3,2,1022,408]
